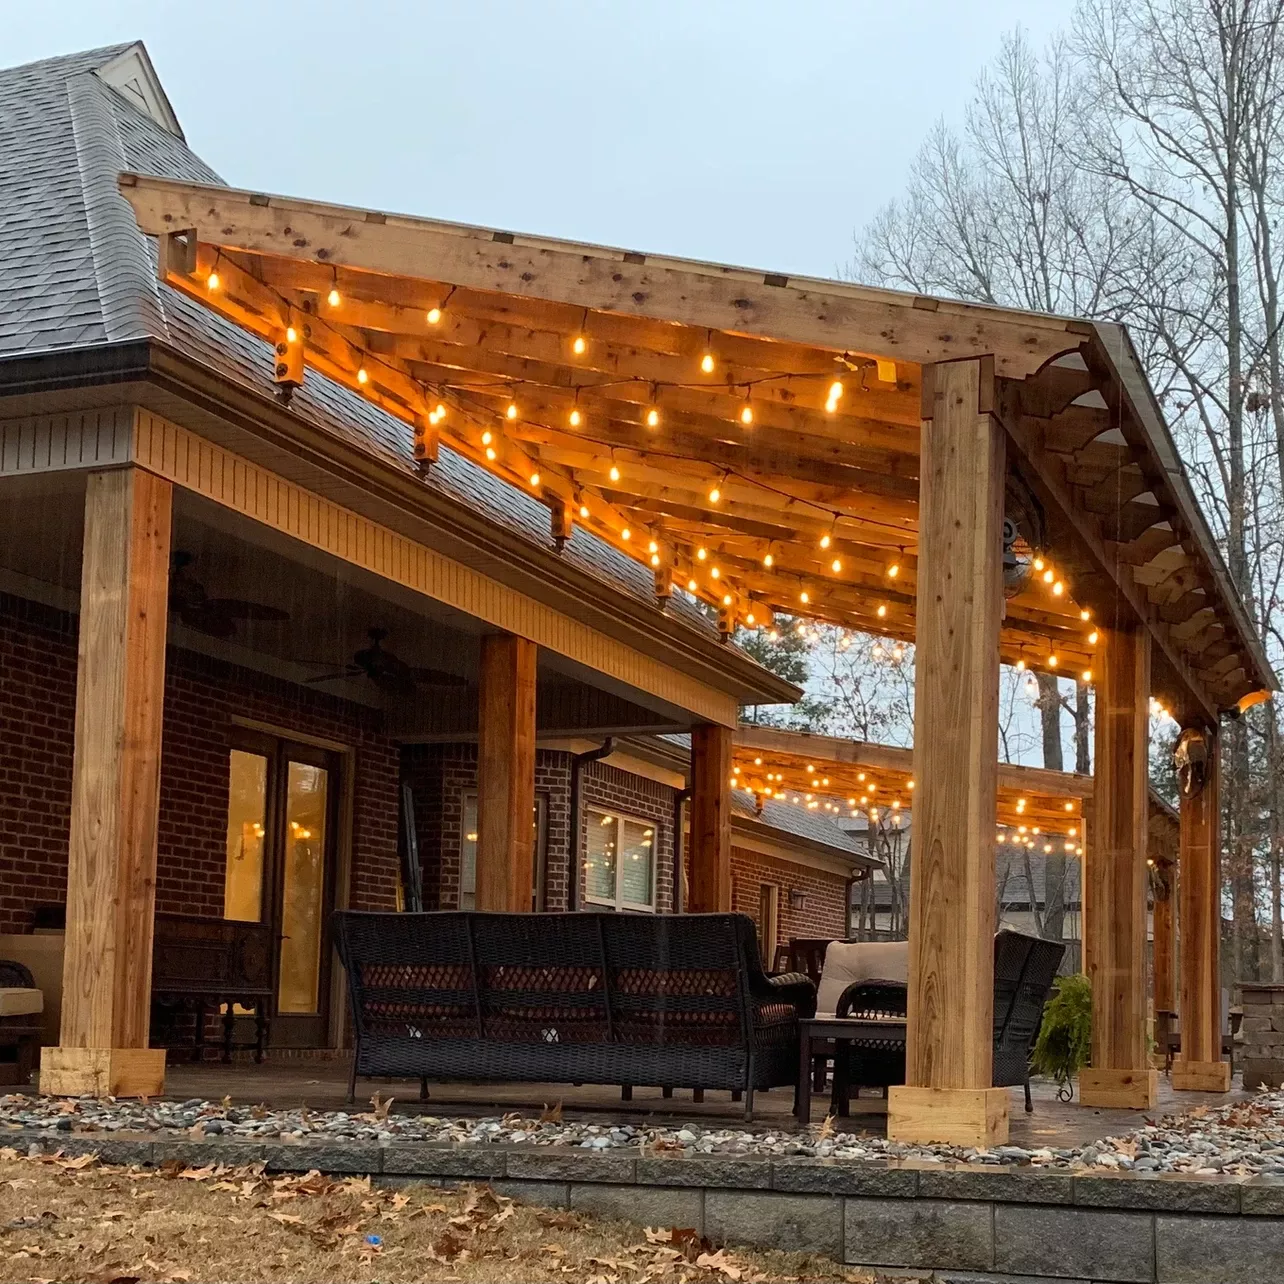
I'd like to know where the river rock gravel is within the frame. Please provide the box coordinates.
[4,1088,1284,1175]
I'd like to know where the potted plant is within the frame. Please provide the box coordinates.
[1032,973,1092,1100]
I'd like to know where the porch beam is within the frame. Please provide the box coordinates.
[1173,728,1230,1090]
[688,724,733,912]
[888,357,1009,1148]
[475,633,538,911]
[1081,625,1158,1109]
[40,466,172,1098]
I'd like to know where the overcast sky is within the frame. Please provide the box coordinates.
[10,1,1076,279]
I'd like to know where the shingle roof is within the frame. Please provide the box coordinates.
[731,789,867,861]
[0,43,716,636]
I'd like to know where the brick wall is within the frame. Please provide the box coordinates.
[403,748,676,913]
[731,846,849,964]
[0,592,400,934]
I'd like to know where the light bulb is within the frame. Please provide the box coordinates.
[427,307,442,324]
[207,272,220,291]
[621,528,630,540]
[740,403,753,425]
[819,533,831,549]
[1080,609,1091,621]
[1015,659,1026,671]
[286,326,298,343]
[1082,669,1092,682]
[569,408,582,428]
[648,540,658,554]
[1033,556,1045,571]
[687,578,698,591]
[435,403,445,418]
[529,472,540,487]
[1088,630,1099,645]
[1048,654,1059,668]
[722,593,732,606]
[507,402,519,420]
[357,367,369,384]
[1043,569,1055,584]
[481,431,493,445]
[697,547,708,561]
[887,562,900,578]
[701,352,715,374]
[710,566,720,579]
[1052,580,1065,596]
[1064,802,1074,813]
[799,590,810,604]
[327,287,340,307]
[763,553,774,568]
[485,447,496,461]
[646,407,660,427]
[708,484,722,503]
[609,464,621,482]
[572,334,586,355]
[831,558,842,573]
[876,604,887,618]
[651,553,661,568]
[579,504,590,518]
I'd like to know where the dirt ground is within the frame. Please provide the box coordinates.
[0,1148,892,1284]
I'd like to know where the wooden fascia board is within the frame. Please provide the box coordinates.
[120,173,1088,378]
[729,819,876,876]
[1090,322,1277,697]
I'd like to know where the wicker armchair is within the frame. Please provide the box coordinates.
[831,930,1066,1113]
[333,910,816,1119]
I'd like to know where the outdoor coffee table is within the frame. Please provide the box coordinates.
[795,1015,907,1122]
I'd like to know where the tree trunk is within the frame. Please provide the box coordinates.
[1038,672,1067,940]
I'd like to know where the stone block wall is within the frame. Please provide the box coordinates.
[1241,983,1284,1089]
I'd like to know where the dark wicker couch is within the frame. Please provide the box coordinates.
[833,929,1066,1111]
[333,910,816,1117]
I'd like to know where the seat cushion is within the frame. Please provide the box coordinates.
[816,941,909,1015]
[0,988,43,1018]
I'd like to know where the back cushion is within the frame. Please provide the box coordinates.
[817,940,910,1015]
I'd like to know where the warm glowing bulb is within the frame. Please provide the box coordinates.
[819,533,831,549]
[285,326,298,343]
[740,403,753,425]
[1082,669,1092,682]
[876,604,887,618]
[800,591,810,604]
[722,594,733,606]
[687,577,698,591]
[507,402,519,420]
[1080,609,1091,621]
[887,562,900,578]
[831,558,842,573]
[746,612,756,625]
[1088,630,1099,645]
[435,403,445,418]
[1043,568,1055,584]
[207,272,220,291]
[701,352,715,374]
[327,288,340,307]
[646,407,660,427]
[1015,659,1026,671]
[1033,556,1045,571]
[485,447,497,461]
[1052,580,1065,596]
[529,472,541,487]
[1064,802,1074,813]
[569,408,582,428]
[1048,654,1059,668]
[697,547,708,561]
[427,307,442,324]
[763,553,774,568]
[621,528,630,541]
[357,367,369,384]
[579,504,590,519]
[572,334,587,355]
[651,553,661,568]
[710,566,720,579]
[708,485,722,503]
[648,540,658,554]
[481,430,493,445]
[609,464,621,482]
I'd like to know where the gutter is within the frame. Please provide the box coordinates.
[567,738,614,911]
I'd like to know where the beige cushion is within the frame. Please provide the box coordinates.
[816,941,909,1016]
[0,988,43,1018]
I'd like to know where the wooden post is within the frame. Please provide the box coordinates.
[888,357,1009,1148]
[40,467,172,1098]
[1173,730,1230,1090]
[475,633,537,911]
[1152,858,1176,1052]
[688,724,732,912]
[1081,625,1158,1108]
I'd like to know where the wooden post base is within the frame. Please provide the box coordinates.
[887,1086,1009,1148]
[40,1047,166,1098]
[1079,1067,1157,1109]
[1171,1058,1232,1092]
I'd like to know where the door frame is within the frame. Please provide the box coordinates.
[227,718,354,1048]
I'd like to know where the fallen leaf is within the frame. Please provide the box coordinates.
[369,1092,395,1122]
[815,1113,835,1142]
[177,1165,215,1180]
[268,1213,304,1226]
[540,1100,564,1123]
[54,1153,97,1171]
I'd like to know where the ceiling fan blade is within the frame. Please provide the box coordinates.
[410,667,469,688]
[302,666,362,685]
[205,598,289,623]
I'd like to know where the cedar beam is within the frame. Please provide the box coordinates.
[476,633,537,911]
[40,467,171,1098]
[888,357,1009,1147]
[1081,625,1158,1109]
[688,724,733,912]
[1172,730,1230,1090]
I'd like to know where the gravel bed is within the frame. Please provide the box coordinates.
[5,1088,1284,1176]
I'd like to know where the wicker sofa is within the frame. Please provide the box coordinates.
[333,910,816,1117]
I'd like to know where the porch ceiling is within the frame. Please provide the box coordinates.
[119,173,1276,726]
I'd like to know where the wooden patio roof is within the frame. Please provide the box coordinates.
[120,174,1276,725]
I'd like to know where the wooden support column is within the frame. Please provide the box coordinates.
[1173,730,1230,1090]
[888,357,1009,1148]
[1081,625,1158,1109]
[688,724,732,912]
[40,467,172,1098]
[476,633,537,911]
[1152,859,1177,1060]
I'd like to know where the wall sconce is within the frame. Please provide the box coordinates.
[788,888,806,911]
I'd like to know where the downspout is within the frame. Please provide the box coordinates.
[568,738,614,911]
[672,788,692,914]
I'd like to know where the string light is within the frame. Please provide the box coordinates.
[427,306,442,324]
[285,325,298,343]
[740,397,754,426]
[1042,569,1055,584]
[1052,581,1065,597]
[529,471,541,486]
[1015,659,1026,671]
[646,406,660,427]
[819,533,832,550]
[831,558,843,573]
[887,561,900,578]
[609,464,621,482]
[1033,556,1045,571]
[710,566,721,579]
[572,334,587,356]
[1080,609,1091,621]
[825,380,843,413]
[1088,630,1099,645]
[507,401,519,420]
[687,577,698,591]
[485,446,497,461]
[876,604,887,618]
[763,552,774,568]
[1081,669,1092,682]
[356,367,369,384]
[327,287,341,307]
[207,271,221,291]
[569,407,583,428]
[708,480,723,503]
[696,547,708,561]
[800,590,810,604]
[621,528,631,541]
[579,504,590,519]
[1048,654,1058,668]
[481,431,493,446]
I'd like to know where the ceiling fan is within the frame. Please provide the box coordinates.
[169,551,289,638]
[302,628,467,698]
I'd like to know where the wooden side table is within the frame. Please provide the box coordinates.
[796,1015,907,1122]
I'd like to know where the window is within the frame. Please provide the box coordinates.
[459,793,547,910]
[584,808,656,911]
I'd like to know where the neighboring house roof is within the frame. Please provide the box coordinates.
[731,788,875,870]
[0,43,781,678]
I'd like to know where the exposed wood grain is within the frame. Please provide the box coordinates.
[1081,624,1155,1110]
[475,633,538,912]
[1173,730,1227,1089]
[902,359,1004,1116]
[50,467,171,1093]
[688,724,733,912]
